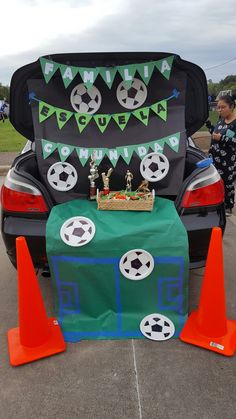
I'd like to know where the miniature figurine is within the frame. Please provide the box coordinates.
[88,153,99,200]
[125,170,133,192]
[101,168,113,195]
[136,179,150,194]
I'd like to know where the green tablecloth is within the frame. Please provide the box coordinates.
[46,197,189,341]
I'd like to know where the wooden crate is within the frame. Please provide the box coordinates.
[97,192,154,211]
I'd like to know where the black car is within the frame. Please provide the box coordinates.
[1,52,226,274]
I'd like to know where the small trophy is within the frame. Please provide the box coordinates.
[125,170,133,192]
[88,153,99,200]
[101,168,113,195]
[136,179,150,194]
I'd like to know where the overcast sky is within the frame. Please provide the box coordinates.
[1,0,236,85]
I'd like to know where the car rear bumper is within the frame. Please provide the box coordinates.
[1,216,47,268]
[180,204,225,268]
[1,205,226,270]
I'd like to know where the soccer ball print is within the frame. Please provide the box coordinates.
[140,152,169,182]
[70,83,102,114]
[116,78,147,110]
[60,216,96,247]
[47,162,78,191]
[140,313,175,341]
[119,249,154,280]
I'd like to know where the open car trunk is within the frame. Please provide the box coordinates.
[9,52,208,204]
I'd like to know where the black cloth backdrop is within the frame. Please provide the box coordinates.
[28,66,187,204]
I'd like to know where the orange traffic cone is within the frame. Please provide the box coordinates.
[7,236,66,366]
[180,227,236,356]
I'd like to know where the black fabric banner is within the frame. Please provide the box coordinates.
[28,62,187,203]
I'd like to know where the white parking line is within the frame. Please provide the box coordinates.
[132,339,143,419]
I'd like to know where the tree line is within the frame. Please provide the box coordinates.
[207,75,236,98]
[0,83,10,102]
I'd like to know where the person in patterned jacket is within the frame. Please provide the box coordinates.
[207,95,236,215]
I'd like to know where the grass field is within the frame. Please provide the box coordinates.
[0,111,220,152]
[0,119,27,152]
[198,110,219,132]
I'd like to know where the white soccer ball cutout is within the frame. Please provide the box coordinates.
[70,83,102,114]
[60,216,96,247]
[140,313,175,341]
[119,249,154,280]
[140,152,169,182]
[47,162,78,191]
[116,78,147,110]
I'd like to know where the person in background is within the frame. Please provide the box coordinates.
[206,95,236,216]
[208,94,212,108]
[0,98,7,122]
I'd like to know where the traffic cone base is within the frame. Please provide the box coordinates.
[8,317,66,366]
[180,311,236,356]
[7,236,66,366]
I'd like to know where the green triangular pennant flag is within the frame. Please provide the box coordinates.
[150,138,166,153]
[55,107,73,129]
[151,100,167,121]
[165,132,180,152]
[112,113,131,131]
[106,148,120,167]
[74,113,92,133]
[93,114,111,133]
[39,101,55,122]
[92,148,107,165]
[155,55,174,80]
[99,67,117,89]
[132,107,150,126]
[116,145,135,165]
[134,143,150,159]
[78,67,98,89]
[136,62,154,85]
[118,64,137,88]
[76,147,91,167]
[59,64,78,88]
[40,58,59,83]
[41,139,58,159]
[57,143,74,162]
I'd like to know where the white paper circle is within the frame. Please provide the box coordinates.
[116,78,147,110]
[140,313,175,341]
[47,162,78,191]
[119,249,154,280]
[60,216,96,247]
[70,83,102,114]
[140,152,169,182]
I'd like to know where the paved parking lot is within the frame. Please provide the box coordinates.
[0,176,236,418]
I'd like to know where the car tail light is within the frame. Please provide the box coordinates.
[181,170,225,208]
[1,170,48,213]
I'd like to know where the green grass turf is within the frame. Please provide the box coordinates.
[198,110,219,132]
[0,119,27,152]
